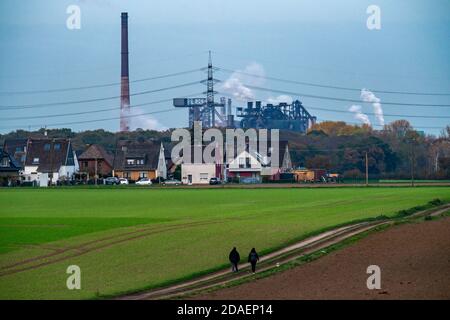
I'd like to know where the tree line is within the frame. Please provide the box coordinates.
[1,120,449,180]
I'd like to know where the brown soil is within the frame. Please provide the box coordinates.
[194,217,450,300]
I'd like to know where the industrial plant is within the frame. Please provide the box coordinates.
[172,53,317,133]
[116,10,317,133]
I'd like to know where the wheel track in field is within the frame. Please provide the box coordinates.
[0,210,301,275]
[1,204,448,279]
[118,204,450,300]
[0,219,228,276]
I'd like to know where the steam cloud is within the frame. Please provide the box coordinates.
[221,63,265,102]
[361,88,384,126]
[349,105,371,125]
[266,95,293,105]
[129,108,167,131]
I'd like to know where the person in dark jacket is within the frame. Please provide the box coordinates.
[248,248,260,274]
[229,247,240,272]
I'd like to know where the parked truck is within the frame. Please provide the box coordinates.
[293,169,327,183]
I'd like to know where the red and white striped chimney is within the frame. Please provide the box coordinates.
[120,12,130,132]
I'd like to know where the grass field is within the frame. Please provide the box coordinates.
[0,187,449,299]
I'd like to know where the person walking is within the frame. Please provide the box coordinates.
[248,248,259,274]
[229,247,240,273]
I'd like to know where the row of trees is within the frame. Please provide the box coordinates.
[1,120,449,179]
[284,120,450,179]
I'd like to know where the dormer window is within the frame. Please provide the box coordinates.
[44,144,51,151]
[32,157,39,164]
[54,143,61,151]
[1,157,8,167]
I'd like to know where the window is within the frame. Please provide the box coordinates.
[54,144,61,151]
[136,159,144,165]
[83,161,88,167]
[200,173,209,181]
[123,172,131,178]
[246,157,251,168]
[126,159,135,165]
[32,157,39,164]
[139,172,147,178]
[239,157,245,168]
[16,147,23,152]
[1,158,8,167]
[44,144,51,151]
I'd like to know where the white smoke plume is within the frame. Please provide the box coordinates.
[129,108,167,131]
[266,95,293,105]
[349,105,371,125]
[361,88,384,126]
[221,63,265,102]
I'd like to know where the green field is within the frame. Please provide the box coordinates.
[0,187,449,299]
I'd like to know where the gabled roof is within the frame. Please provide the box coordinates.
[0,148,23,172]
[25,139,74,172]
[225,139,290,168]
[78,144,113,166]
[3,138,29,165]
[113,140,162,171]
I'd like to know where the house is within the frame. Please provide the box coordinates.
[227,149,263,183]
[181,146,222,184]
[78,144,113,179]
[113,140,167,181]
[226,140,292,183]
[22,139,78,185]
[3,138,28,166]
[0,148,22,186]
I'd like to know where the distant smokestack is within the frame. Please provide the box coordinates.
[120,12,130,132]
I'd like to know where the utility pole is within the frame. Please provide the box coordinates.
[365,151,369,186]
[411,144,415,187]
[95,157,98,186]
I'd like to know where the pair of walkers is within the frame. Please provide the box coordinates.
[229,247,260,274]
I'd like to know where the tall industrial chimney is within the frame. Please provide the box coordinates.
[120,12,130,132]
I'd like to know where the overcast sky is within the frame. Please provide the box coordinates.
[0,0,449,135]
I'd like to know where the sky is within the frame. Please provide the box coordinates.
[0,0,449,135]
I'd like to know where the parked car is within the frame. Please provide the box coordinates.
[151,177,165,184]
[209,177,222,185]
[136,178,152,186]
[119,178,129,185]
[105,177,119,185]
[162,179,181,186]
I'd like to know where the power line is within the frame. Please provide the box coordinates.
[0,68,204,95]
[0,51,209,80]
[0,108,183,130]
[302,105,449,119]
[217,67,450,96]
[216,91,449,120]
[314,118,444,130]
[2,92,204,121]
[212,50,447,82]
[0,81,201,110]
[237,84,450,107]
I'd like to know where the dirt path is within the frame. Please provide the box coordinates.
[195,216,450,300]
[119,204,450,300]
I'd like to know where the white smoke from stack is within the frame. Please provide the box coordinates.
[221,63,265,102]
[129,107,167,131]
[266,95,293,105]
[361,88,384,126]
[349,105,371,125]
